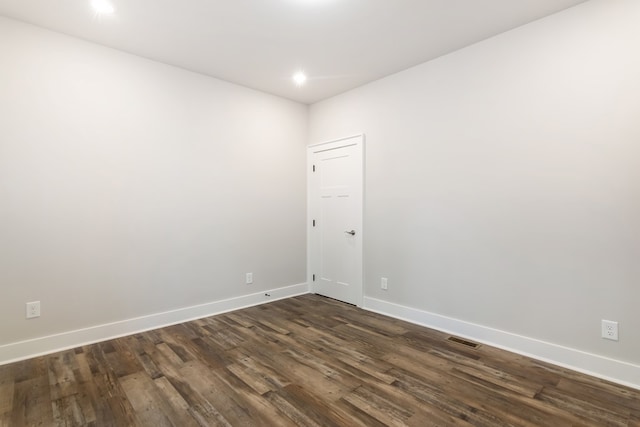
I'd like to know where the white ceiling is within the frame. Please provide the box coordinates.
[0,0,588,104]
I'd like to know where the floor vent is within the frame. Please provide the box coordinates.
[447,336,480,349]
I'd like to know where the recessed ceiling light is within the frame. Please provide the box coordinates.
[91,0,115,15]
[293,71,307,87]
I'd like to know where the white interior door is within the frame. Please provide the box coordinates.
[308,135,363,306]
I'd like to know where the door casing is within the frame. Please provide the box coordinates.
[307,134,364,307]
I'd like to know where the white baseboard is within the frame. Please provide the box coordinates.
[0,283,309,366]
[363,296,640,391]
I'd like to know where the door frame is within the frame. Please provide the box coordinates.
[307,134,365,307]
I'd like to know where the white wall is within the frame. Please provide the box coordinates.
[0,17,308,350]
[310,0,640,371]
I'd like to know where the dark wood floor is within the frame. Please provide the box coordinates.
[1,294,639,426]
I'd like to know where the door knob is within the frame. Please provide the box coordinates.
[345,230,356,236]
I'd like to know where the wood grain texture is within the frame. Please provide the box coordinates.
[1,294,638,426]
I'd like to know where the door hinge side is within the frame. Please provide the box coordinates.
[312,274,315,282]
[312,219,316,227]
[313,165,316,172]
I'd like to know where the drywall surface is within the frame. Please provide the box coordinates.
[0,17,308,346]
[310,0,640,365]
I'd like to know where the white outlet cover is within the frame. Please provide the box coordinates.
[601,320,619,341]
[26,301,41,319]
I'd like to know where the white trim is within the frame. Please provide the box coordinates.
[364,296,640,391]
[0,283,309,365]
[308,133,365,149]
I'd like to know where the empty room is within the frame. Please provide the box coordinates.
[1,0,639,425]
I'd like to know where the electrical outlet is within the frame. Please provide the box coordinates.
[26,301,40,319]
[246,272,253,284]
[381,277,388,290]
[601,320,619,341]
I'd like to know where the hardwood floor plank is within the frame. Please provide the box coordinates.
[534,385,630,426]
[178,361,265,426]
[447,372,577,426]
[391,369,536,427]
[555,376,640,413]
[156,327,198,364]
[0,382,13,418]
[159,370,231,426]
[0,364,14,419]
[263,389,326,427]
[74,351,111,425]
[270,384,357,427]
[48,351,80,402]
[155,342,187,368]
[102,340,143,379]
[405,408,476,427]
[119,372,183,427]
[68,354,98,425]
[331,312,410,337]
[1,294,639,426]
[10,375,53,426]
[209,365,299,427]
[231,350,291,390]
[252,345,355,401]
[342,384,413,426]
[12,357,47,383]
[226,362,278,395]
[449,364,542,399]
[334,398,391,427]
[83,346,141,427]
[51,394,87,426]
